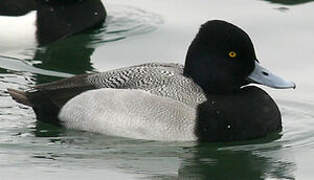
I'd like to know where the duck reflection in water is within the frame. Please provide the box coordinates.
[178,138,296,180]
[33,30,99,83]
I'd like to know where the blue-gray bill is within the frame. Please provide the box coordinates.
[248,61,296,89]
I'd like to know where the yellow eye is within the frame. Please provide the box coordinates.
[228,51,237,58]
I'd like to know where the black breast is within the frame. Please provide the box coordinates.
[195,86,282,142]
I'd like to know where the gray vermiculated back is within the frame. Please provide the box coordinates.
[87,63,207,107]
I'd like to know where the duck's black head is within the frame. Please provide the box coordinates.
[184,20,295,94]
[184,20,256,94]
[186,20,295,142]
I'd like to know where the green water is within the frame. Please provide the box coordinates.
[1,1,314,179]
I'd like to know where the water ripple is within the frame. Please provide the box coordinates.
[92,4,163,44]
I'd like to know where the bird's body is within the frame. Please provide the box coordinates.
[0,0,106,47]
[8,20,295,142]
[0,11,37,51]
[59,86,282,142]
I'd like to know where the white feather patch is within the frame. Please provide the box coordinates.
[59,88,198,141]
[0,11,38,52]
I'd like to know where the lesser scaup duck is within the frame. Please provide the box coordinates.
[59,86,281,141]
[0,0,106,46]
[8,20,295,141]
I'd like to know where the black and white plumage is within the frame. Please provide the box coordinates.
[0,0,106,47]
[8,20,295,142]
[58,86,283,141]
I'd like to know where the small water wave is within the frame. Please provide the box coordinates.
[0,71,35,124]
[277,99,314,149]
[94,4,163,44]
[0,56,73,78]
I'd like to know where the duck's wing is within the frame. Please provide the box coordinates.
[87,63,184,89]
[8,63,183,108]
[8,73,93,108]
[8,63,183,123]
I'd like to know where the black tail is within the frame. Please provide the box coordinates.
[8,88,61,125]
[7,88,32,106]
[7,73,95,125]
[8,85,93,125]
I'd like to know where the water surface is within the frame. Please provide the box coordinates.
[1,0,314,179]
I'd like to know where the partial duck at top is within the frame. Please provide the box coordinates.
[0,0,106,47]
[263,0,314,5]
[8,20,295,142]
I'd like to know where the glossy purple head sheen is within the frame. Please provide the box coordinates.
[184,20,256,94]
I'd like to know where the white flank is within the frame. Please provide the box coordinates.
[0,11,38,52]
[59,89,198,141]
